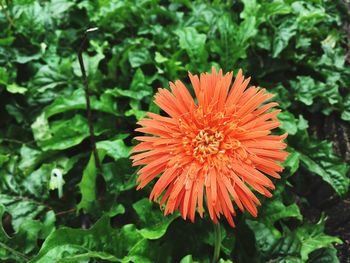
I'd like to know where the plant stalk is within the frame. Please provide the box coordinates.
[77,28,101,173]
[0,242,29,261]
[212,222,222,263]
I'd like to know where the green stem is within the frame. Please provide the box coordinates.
[0,242,29,260]
[77,28,101,175]
[212,222,221,263]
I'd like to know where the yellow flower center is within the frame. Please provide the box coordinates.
[192,129,224,162]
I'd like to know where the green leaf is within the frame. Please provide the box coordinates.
[278,111,298,135]
[246,214,341,263]
[6,84,28,94]
[14,52,42,64]
[246,220,280,256]
[290,76,341,109]
[270,227,302,260]
[32,89,119,126]
[299,151,349,195]
[47,0,74,19]
[106,68,152,102]
[125,99,147,120]
[30,64,70,96]
[272,20,297,58]
[106,204,125,217]
[341,94,350,121]
[106,87,151,100]
[32,114,90,151]
[308,247,340,263]
[30,215,156,263]
[96,139,131,161]
[0,36,15,46]
[30,114,52,147]
[180,255,199,263]
[102,161,136,195]
[175,27,208,70]
[283,150,300,175]
[260,1,292,19]
[18,145,47,175]
[132,198,178,240]
[294,131,349,196]
[5,104,24,123]
[29,215,120,263]
[77,151,106,213]
[296,216,342,261]
[297,115,308,130]
[54,252,119,263]
[246,192,304,260]
[239,0,266,43]
[20,156,79,198]
[0,202,49,262]
[155,52,168,64]
[42,88,118,118]
[22,163,55,199]
[262,201,303,227]
[290,77,318,106]
[73,42,105,78]
[262,198,302,227]
[269,84,292,109]
[0,154,9,166]
[128,48,152,68]
[0,194,45,232]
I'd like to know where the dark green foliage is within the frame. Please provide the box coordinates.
[0,0,349,262]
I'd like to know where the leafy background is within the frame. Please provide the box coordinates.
[0,0,350,262]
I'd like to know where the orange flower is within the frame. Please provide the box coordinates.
[131,68,288,226]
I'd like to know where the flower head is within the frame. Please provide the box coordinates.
[131,68,288,226]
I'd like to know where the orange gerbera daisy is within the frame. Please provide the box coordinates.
[131,68,288,227]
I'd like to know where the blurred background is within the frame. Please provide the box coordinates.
[0,0,349,262]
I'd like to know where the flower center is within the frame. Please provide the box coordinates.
[192,129,224,162]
